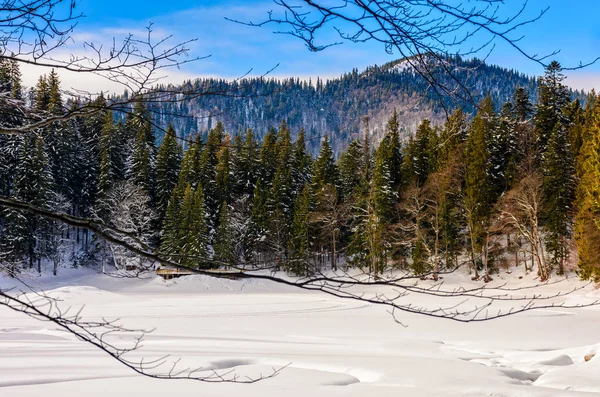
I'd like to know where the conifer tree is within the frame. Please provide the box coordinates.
[179,184,209,268]
[437,109,468,167]
[567,99,585,159]
[128,100,156,202]
[33,75,49,112]
[574,94,600,280]
[259,127,278,188]
[385,110,403,188]
[464,96,496,279]
[47,69,62,115]
[542,123,575,275]
[214,201,236,266]
[78,95,107,215]
[156,124,182,219]
[338,139,364,199]
[288,184,311,275]
[312,135,338,190]
[232,129,259,197]
[291,129,312,195]
[248,179,270,260]
[535,61,571,158]
[160,187,184,259]
[177,135,202,190]
[215,134,232,206]
[7,134,53,270]
[200,122,224,228]
[403,119,434,187]
[98,111,115,198]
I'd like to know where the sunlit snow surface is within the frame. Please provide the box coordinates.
[1,267,599,396]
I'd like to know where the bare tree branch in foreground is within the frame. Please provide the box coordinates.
[0,286,286,383]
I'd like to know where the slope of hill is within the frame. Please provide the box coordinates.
[143,57,577,154]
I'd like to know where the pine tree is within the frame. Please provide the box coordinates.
[156,124,182,219]
[259,127,278,187]
[214,201,236,266]
[312,135,338,190]
[542,123,575,275]
[437,109,468,167]
[291,128,312,196]
[247,179,269,260]
[98,111,115,198]
[535,61,571,158]
[574,94,600,280]
[372,136,397,221]
[338,139,364,199]
[200,122,225,229]
[179,184,209,268]
[128,100,156,201]
[33,75,49,112]
[0,60,23,197]
[464,96,496,279]
[47,69,62,115]
[232,129,259,197]
[177,135,202,190]
[6,134,53,270]
[215,134,232,206]
[78,95,108,215]
[567,99,585,159]
[403,119,434,187]
[160,187,184,259]
[385,110,403,188]
[288,184,311,275]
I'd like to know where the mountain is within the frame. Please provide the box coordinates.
[142,56,577,154]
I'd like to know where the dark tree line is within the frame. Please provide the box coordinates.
[2,59,599,281]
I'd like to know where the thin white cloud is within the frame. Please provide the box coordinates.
[565,71,600,92]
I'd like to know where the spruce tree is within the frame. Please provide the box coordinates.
[385,110,403,188]
[179,184,209,268]
[288,184,311,275]
[403,119,434,187]
[156,124,182,219]
[215,134,232,206]
[214,201,236,266]
[128,100,156,202]
[338,139,364,199]
[464,96,496,279]
[291,128,312,196]
[98,111,115,198]
[574,94,600,280]
[535,61,571,158]
[232,129,259,197]
[312,135,338,190]
[542,123,575,275]
[259,127,278,188]
[199,122,224,230]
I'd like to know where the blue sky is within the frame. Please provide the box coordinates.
[49,0,600,91]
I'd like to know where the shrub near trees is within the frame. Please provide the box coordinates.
[2,59,600,281]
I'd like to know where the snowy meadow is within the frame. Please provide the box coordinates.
[1,267,599,397]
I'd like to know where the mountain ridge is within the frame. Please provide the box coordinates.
[143,56,582,153]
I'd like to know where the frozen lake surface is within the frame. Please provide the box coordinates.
[1,267,599,396]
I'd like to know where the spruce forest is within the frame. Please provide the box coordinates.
[2,58,600,282]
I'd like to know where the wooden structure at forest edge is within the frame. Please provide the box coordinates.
[156,268,245,280]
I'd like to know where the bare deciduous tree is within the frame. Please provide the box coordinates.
[495,172,549,281]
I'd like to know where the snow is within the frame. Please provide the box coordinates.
[1,267,600,396]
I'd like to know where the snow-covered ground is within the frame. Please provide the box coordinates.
[1,267,600,397]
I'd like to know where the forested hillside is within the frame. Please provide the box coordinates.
[1,58,599,282]
[145,57,549,154]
